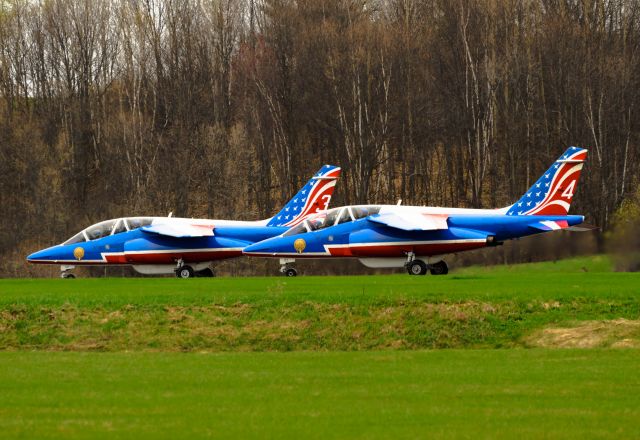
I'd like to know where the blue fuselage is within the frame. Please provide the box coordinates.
[27,226,288,266]
[243,214,585,258]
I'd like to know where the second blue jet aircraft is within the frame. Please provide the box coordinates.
[243,147,592,275]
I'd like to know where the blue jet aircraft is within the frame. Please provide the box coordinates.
[27,165,341,278]
[243,147,593,276]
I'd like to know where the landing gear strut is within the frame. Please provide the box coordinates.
[279,258,297,277]
[174,259,194,279]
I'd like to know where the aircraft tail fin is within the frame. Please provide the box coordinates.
[266,165,341,227]
[506,147,588,216]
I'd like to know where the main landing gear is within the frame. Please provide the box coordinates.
[176,265,195,279]
[279,258,298,277]
[404,253,449,276]
[407,259,428,275]
[429,261,449,275]
[174,259,216,278]
[197,268,215,278]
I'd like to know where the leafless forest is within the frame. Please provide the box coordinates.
[1,0,639,276]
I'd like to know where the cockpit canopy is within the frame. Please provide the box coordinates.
[282,206,380,237]
[63,217,153,245]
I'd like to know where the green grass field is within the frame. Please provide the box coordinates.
[0,256,639,438]
[1,350,639,439]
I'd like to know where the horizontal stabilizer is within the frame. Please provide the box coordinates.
[528,219,595,232]
[566,224,599,232]
[141,223,215,238]
[368,212,449,231]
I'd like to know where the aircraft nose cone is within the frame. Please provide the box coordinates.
[26,246,61,263]
[27,250,44,263]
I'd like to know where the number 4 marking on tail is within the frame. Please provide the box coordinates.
[561,180,576,199]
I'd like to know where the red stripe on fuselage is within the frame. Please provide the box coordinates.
[344,241,486,257]
[104,254,128,263]
[123,250,242,264]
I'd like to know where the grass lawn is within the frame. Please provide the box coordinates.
[0,255,633,307]
[0,349,638,439]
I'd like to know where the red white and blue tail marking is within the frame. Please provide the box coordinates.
[507,147,587,216]
[267,165,341,227]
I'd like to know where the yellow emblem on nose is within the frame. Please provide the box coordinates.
[293,238,306,254]
[73,247,85,261]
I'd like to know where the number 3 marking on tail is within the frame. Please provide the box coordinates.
[561,180,576,199]
[321,194,331,210]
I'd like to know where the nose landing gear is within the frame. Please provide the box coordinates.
[60,265,76,279]
[279,258,298,277]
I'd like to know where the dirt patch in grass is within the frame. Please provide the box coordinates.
[525,319,640,348]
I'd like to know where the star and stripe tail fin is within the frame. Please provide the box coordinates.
[266,165,341,227]
[506,147,588,216]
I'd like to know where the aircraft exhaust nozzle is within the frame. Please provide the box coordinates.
[486,235,503,247]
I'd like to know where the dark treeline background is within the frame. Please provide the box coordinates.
[1,0,639,276]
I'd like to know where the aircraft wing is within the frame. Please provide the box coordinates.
[367,212,449,231]
[141,223,215,238]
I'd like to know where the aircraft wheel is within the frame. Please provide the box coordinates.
[284,268,298,277]
[430,261,449,275]
[197,268,215,277]
[407,260,428,276]
[176,265,194,279]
